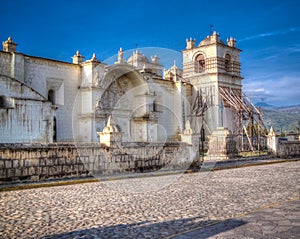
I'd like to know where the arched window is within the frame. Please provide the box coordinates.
[225,54,232,72]
[195,54,205,73]
[48,89,55,104]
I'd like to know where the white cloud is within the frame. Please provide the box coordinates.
[253,88,266,92]
[240,27,300,42]
[243,76,300,106]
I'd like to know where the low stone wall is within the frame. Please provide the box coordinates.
[277,141,300,158]
[0,142,194,183]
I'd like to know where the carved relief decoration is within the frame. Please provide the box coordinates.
[95,76,131,115]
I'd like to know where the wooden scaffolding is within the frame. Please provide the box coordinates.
[218,87,268,151]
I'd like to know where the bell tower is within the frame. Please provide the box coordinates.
[182,31,242,135]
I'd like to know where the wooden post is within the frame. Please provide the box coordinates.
[257,108,261,153]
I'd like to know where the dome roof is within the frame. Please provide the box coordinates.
[198,31,225,46]
[127,50,150,63]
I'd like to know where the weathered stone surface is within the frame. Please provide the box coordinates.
[0,142,192,182]
[278,141,300,158]
[206,127,238,160]
[267,127,300,158]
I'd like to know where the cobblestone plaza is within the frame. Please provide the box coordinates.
[0,161,299,238]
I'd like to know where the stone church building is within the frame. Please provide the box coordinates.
[0,31,242,144]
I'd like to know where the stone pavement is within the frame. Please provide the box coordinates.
[172,199,300,239]
[0,161,299,239]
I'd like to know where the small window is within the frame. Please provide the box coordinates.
[225,54,231,72]
[53,117,57,142]
[195,54,205,73]
[0,95,15,109]
[48,89,55,104]
[153,101,157,112]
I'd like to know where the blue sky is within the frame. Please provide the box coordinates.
[1,0,299,106]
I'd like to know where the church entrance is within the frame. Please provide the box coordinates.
[94,64,156,143]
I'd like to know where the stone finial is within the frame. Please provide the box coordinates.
[211,31,220,42]
[117,47,124,63]
[227,36,236,47]
[72,50,85,64]
[172,59,178,69]
[103,115,119,133]
[151,55,159,64]
[186,37,196,50]
[86,53,100,63]
[183,120,193,134]
[268,126,276,136]
[180,120,194,145]
[91,53,97,61]
[97,115,122,147]
[2,36,17,52]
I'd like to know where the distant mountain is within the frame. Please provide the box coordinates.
[254,102,275,108]
[275,105,300,112]
[260,105,300,133]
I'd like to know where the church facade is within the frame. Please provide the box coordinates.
[0,31,242,144]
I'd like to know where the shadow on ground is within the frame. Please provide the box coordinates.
[173,218,247,239]
[43,216,246,239]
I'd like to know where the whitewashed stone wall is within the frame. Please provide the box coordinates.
[0,51,82,142]
[0,75,54,143]
[23,57,81,141]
